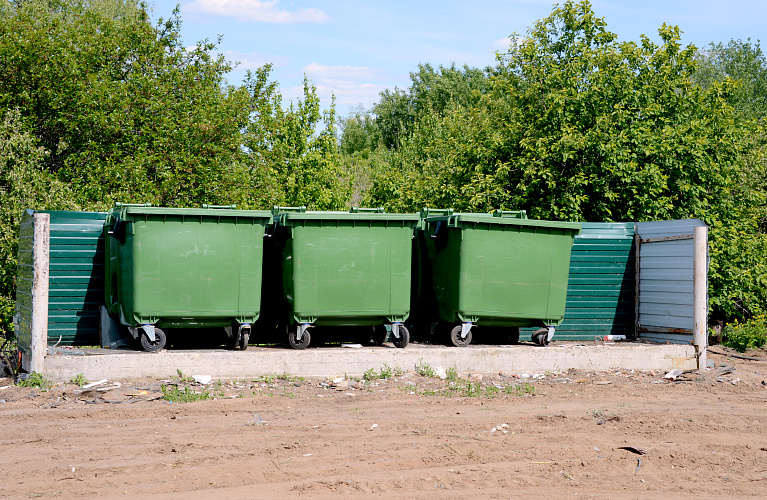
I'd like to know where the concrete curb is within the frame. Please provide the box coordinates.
[43,343,697,381]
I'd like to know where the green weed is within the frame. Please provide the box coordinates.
[504,383,535,396]
[69,373,88,387]
[415,358,436,378]
[160,384,211,403]
[17,372,52,391]
[723,316,767,352]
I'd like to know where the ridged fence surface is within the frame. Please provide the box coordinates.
[524,222,636,341]
[43,211,107,346]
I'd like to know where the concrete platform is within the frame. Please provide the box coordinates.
[42,342,698,381]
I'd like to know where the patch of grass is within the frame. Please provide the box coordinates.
[161,384,211,403]
[277,372,303,382]
[69,373,88,387]
[445,366,459,381]
[722,316,767,352]
[364,364,402,381]
[175,369,196,383]
[415,358,436,378]
[17,371,52,391]
[504,383,535,396]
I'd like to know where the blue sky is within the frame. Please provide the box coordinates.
[148,0,767,116]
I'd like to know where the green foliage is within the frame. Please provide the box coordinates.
[504,382,536,396]
[0,108,76,339]
[0,0,344,342]
[693,39,767,124]
[339,105,382,157]
[360,0,766,320]
[363,364,396,381]
[372,63,490,150]
[414,358,436,378]
[69,373,88,387]
[16,371,52,391]
[722,315,767,352]
[445,366,458,381]
[243,68,348,210]
[161,384,211,403]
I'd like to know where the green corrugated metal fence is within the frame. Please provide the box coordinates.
[523,222,635,341]
[42,211,107,346]
[32,212,635,346]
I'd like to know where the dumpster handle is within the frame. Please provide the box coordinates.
[202,204,236,209]
[113,202,152,208]
[420,208,453,218]
[349,207,385,213]
[492,209,527,219]
[272,206,307,215]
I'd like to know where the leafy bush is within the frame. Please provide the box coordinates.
[16,371,52,391]
[722,316,767,352]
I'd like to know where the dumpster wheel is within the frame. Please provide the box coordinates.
[450,325,472,347]
[532,328,550,346]
[392,325,410,349]
[239,329,250,350]
[288,328,311,350]
[140,327,166,352]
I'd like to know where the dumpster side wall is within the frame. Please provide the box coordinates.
[284,220,413,325]
[427,220,578,327]
[117,214,266,326]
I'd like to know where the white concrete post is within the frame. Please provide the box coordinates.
[28,212,50,374]
[693,225,708,370]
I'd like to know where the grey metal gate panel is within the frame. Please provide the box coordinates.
[635,219,707,344]
[41,211,107,346]
[13,210,36,353]
[524,222,635,341]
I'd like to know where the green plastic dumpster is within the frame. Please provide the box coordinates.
[270,207,420,349]
[104,203,272,351]
[421,209,581,347]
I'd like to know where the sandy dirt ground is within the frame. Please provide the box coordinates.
[1,346,767,499]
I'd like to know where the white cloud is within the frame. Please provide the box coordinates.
[492,37,512,51]
[187,0,330,23]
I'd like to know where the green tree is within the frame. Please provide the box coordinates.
[372,63,491,150]
[243,67,348,210]
[0,0,253,209]
[693,39,767,124]
[338,105,382,157]
[0,108,74,340]
[366,0,763,319]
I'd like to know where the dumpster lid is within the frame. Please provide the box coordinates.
[428,213,581,232]
[119,206,273,222]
